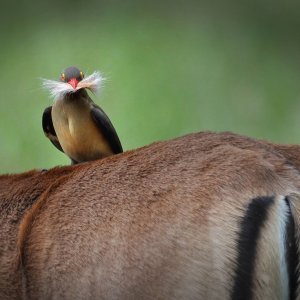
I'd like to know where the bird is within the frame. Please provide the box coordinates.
[42,66,123,165]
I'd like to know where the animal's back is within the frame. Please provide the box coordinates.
[14,132,300,299]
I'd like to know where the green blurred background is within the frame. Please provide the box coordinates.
[1,0,300,173]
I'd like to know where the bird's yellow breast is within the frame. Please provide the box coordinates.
[52,98,113,162]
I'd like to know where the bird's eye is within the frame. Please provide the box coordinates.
[61,73,66,81]
[80,71,84,79]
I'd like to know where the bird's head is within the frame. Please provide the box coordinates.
[42,66,104,100]
[60,66,85,89]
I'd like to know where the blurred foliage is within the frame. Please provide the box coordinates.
[1,0,300,173]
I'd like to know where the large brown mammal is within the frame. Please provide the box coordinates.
[1,131,300,299]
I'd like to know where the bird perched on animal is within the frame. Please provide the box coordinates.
[42,66,123,164]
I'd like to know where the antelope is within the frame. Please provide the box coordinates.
[1,131,300,300]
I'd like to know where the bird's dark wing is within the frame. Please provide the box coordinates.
[91,104,123,154]
[42,106,64,153]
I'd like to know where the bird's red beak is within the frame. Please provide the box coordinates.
[68,78,79,89]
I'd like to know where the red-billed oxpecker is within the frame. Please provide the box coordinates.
[42,66,123,164]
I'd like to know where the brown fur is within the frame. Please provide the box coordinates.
[1,131,300,299]
[17,174,73,268]
[0,166,79,300]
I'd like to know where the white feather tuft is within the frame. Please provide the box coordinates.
[42,79,74,100]
[42,71,105,100]
[77,71,104,93]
